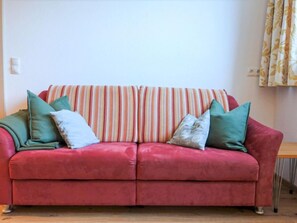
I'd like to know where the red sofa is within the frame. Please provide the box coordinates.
[0,85,283,214]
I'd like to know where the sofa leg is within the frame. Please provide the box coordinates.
[2,205,13,214]
[255,206,264,215]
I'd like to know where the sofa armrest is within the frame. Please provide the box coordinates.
[245,118,283,206]
[0,128,16,205]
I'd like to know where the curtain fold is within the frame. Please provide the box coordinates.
[259,0,297,87]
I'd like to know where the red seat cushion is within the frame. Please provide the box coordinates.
[10,143,137,180]
[137,143,259,181]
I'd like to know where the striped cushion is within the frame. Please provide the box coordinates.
[46,85,138,142]
[138,86,229,143]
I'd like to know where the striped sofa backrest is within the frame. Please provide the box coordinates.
[46,85,138,142]
[138,86,229,143]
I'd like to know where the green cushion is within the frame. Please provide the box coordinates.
[50,96,71,111]
[27,90,71,143]
[206,99,250,152]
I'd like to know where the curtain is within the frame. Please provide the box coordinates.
[259,0,297,86]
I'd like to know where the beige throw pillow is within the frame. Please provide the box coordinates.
[167,110,210,150]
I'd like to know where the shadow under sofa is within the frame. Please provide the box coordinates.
[0,85,283,214]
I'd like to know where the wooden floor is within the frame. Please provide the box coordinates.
[1,186,296,223]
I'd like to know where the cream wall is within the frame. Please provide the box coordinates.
[2,0,275,127]
[275,88,297,185]
[275,88,297,141]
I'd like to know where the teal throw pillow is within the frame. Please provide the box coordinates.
[27,90,71,143]
[50,96,71,111]
[206,99,250,152]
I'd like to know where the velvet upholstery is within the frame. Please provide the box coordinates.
[227,95,283,206]
[137,181,256,206]
[0,91,283,209]
[13,180,135,205]
[137,143,259,181]
[227,94,239,110]
[10,143,137,180]
[245,118,283,206]
[38,90,48,101]
[0,128,15,204]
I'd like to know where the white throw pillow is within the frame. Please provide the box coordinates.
[167,110,210,150]
[50,110,100,149]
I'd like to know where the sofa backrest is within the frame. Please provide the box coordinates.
[46,85,138,142]
[138,86,229,143]
[46,85,229,143]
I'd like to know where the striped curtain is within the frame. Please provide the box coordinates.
[138,86,229,143]
[259,0,297,86]
[47,85,138,142]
